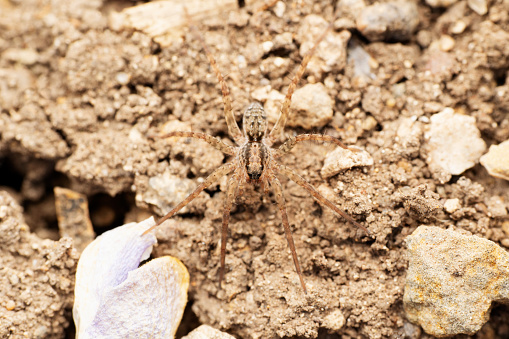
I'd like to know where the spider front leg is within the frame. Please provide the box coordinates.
[219,170,241,288]
[143,162,234,235]
[158,131,236,155]
[275,163,371,236]
[186,13,245,145]
[266,21,333,145]
[275,134,357,158]
[269,173,307,293]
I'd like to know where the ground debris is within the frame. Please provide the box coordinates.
[54,187,95,253]
[394,185,443,223]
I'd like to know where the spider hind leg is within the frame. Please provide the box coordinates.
[269,174,307,293]
[219,170,241,288]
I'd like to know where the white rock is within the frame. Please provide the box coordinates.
[116,0,237,46]
[321,147,373,178]
[480,139,509,180]
[444,198,461,213]
[288,83,333,129]
[424,108,486,177]
[182,325,236,339]
[467,0,488,15]
[74,217,189,339]
[322,309,346,331]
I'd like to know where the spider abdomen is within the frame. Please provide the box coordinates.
[243,142,269,180]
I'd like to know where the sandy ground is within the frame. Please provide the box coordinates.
[1,0,509,338]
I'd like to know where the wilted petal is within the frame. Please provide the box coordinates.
[74,217,189,338]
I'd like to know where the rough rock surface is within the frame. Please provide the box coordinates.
[0,191,78,338]
[404,226,509,337]
[356,1,419,42]
[321,146,373,178]
[287,83,334,129]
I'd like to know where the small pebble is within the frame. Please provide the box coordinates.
[425,0,458,7]
[297,15,351,76]
[116,72,130,85]
[8,274,19,286]
[444,198,461,213]
[288,83,333,129]
[322,309,346,331]
[348,42,376,83]
[450,20,467,34]
[386,97,396,108]
[182,325,235,339]
[361,116,378,131]
[501,239,509,248]
[356,1,419,41]
[5,300,15,311]
[467,0,488,15]
[425,108,486,177]
[251,85,271,102]
[502,221,509,237]
[3,48,39,65]
[439,35,455,51]
[480,139,509,181]
[321,147,373,178]
[140,168,199,216]
[261,41,274,54]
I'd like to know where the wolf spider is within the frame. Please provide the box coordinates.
[144,14,371,293]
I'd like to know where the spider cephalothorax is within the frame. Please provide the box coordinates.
[144,13,371,293]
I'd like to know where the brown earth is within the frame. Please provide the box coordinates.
[1,0,509,338]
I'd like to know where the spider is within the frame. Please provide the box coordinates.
[144,13,371,293]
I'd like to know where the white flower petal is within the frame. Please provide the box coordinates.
[74,217,189,338]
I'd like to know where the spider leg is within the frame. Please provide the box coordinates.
[185,12,245,145]
[269,173,307,293]
[274,162,371,236]
[267,21,333,145]
[275,134,358,158]
[158,131,236,155]
[219,170,241,289]
[143,162,235,235]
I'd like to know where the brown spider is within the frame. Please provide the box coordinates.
[144,13,371,293]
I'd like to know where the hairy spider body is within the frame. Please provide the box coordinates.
[144,13,371,293]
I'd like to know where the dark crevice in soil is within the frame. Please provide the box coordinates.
[88,192,132,235]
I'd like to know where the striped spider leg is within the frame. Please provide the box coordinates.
[144,13,371,293]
